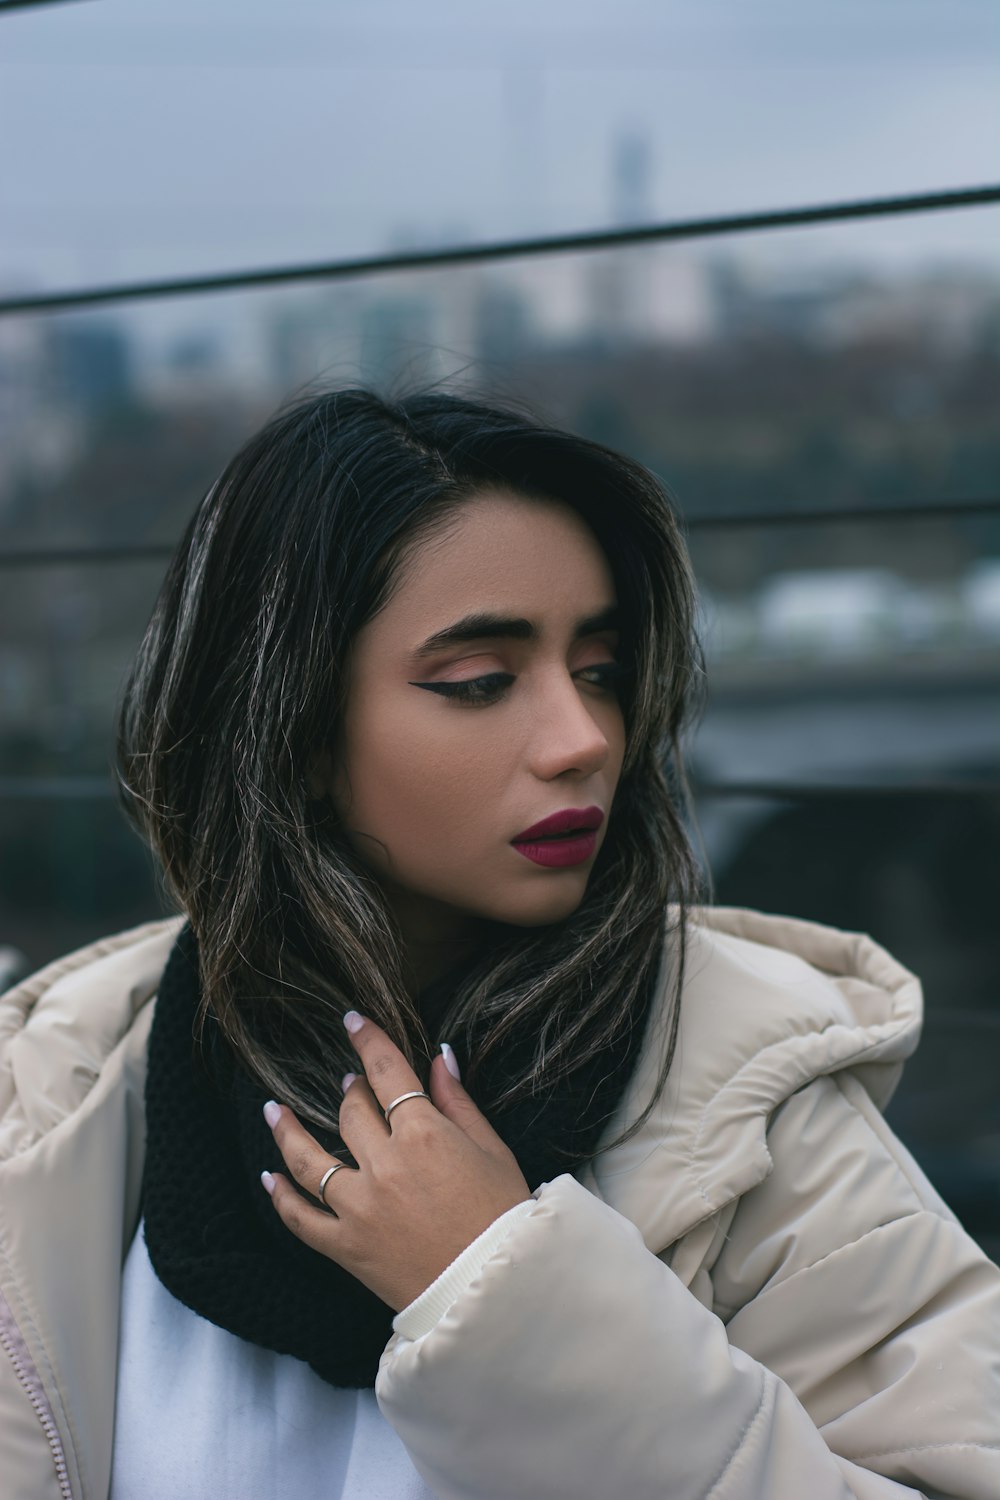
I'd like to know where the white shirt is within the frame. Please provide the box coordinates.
[110,1203,535,1499]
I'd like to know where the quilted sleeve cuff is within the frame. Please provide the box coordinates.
[392,1197,538,1342]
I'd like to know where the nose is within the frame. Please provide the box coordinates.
[527,670,615,782]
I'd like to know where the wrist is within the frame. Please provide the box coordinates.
[393,1197,537,1339]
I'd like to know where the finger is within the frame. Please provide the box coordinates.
[265,1100,352,1204]
[342,1011,432,1123]
[263,1170,347,1255]
[338,1074,390,1166]
[427,1050,505,1151]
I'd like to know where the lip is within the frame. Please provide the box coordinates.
[511,830,598,868]
[512,805,605,842]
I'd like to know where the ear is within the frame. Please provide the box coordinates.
[305,746,337,800]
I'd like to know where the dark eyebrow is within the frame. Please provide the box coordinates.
[411,605,621,661]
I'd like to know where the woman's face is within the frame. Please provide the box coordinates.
[318,489,627,974]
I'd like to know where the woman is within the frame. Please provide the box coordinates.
[1,386,998,1499]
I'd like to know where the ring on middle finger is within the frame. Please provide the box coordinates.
[384,1089,431,1124]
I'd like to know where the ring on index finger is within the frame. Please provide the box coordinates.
[384,1089,431,1125]
[317,1161,347,1207]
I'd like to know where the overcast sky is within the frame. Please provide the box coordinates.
[1,0,998,299]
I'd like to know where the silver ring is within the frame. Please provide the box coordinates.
[317,1162,346,1206]
[384,1089,430,1124]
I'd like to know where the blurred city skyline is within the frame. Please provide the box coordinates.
[2,0,998,297]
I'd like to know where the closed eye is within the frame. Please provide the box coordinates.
[408,661,630,706]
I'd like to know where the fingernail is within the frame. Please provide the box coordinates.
[440,1042,461,1081]
[263,1100,281,1128]
[342,1071,358,1091]
[343,1010,365,1034]
[260,1170,275,1195]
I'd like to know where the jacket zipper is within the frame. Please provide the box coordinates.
[0,1285,75,1500]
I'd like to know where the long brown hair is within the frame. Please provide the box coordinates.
[116,386,706,1151]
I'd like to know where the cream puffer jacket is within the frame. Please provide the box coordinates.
[1,907,999,1500]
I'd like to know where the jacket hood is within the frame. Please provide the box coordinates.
[581,904,924,1255]
[0,917,185,1164]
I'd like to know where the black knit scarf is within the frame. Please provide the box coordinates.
[142,920,656,1388]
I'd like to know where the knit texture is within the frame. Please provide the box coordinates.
[142,920,657,1388]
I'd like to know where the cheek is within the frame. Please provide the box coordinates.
[341,694,502,845]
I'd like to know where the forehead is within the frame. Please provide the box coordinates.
[387,490,616,621]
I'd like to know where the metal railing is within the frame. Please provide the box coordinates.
[1,183,998,316]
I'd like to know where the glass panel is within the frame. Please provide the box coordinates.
[691,511,1000,790]
[0,792,173,982]
[2,2,997,284]
[0,561,166,776]
[2,211,999,550]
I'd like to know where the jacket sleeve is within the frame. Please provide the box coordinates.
[375,1073,1000,1500]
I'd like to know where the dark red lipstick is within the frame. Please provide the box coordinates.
[511,805,604,868]
[513,806,604,841]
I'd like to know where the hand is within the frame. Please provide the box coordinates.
[261,1013,532,1311]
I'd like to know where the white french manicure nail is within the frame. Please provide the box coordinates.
[263,1100,281,1128]
[440,1042,461,1081]
[261,1170,275,1195]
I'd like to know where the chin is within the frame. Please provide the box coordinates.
[488,885,589,929]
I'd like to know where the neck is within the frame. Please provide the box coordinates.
[380,884,487,997]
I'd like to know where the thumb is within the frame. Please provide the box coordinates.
[429,1046,501,1150]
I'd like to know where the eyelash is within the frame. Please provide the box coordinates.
[419,661,630,706]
